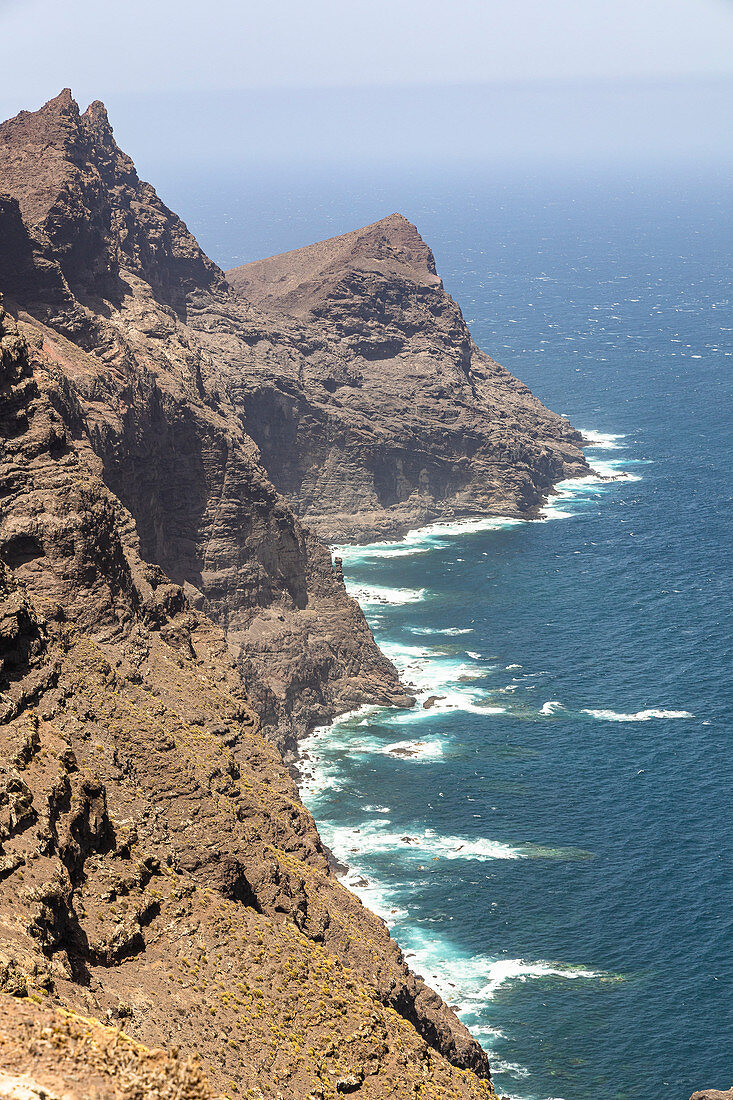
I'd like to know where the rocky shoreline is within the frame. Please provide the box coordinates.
[1,88,707,1099]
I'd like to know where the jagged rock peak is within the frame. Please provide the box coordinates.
[0,88,80,151]
[0,89,226,308]
[227,211,443,317]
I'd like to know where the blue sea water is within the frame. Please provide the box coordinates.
[168,165,733,1100]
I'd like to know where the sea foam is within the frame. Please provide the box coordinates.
[579,429,626,449]
[344,582,426,605]
[380,738,445,760]
[333,514,525,567]
[583,707,693,721]
[327,823,526,864]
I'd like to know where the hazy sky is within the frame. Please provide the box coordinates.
[3,0,733,94]
[1,0,731,169]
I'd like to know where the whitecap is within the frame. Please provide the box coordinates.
[383,691,506,722]
[490,1058,530,1079]
[333,514,525,567]
[583,707,693,721]
[476,958,607,998]
[411,626,474,636]
[540,500,577,520]
[338,871,409,926]
[345,582,426,605]
[578,428,626,449]
[589,458,642,482]
[539,700,564,715]
[380,739,445,760]
[373,641,504,720]
[415,515,525,537]
[327,823,525,864]
[391,928,617,1034]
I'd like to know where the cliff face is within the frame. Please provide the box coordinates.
[0,90,412,753]
[0,88,590,1098]
[0,297,493,1096]
[227,215,588,541]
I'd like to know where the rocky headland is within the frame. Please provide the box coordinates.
[0,89,596,1098]
[226,214,588,543]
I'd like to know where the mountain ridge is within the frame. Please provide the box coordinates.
[0,88,593,1098]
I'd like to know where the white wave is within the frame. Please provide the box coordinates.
[338,870,409,926]
[540,700,564,715]
[579,429,626,449]
[583,707,693,721]
[506,663,522,670]
[333,514,525,567]
[466,650,482,659]
[386,691,506,722]
[327,823,525,864]
[381,739,445,760]
[372,640,504,720]
[336,541,432,562]
[345,582,426,605]
[589,458,642,482]
[414,515,525,537]
[540,501,576,520]
[477,958,606,998]
[411,626,474,636]
[491,1058,531,1079]
[396,928,616,1036]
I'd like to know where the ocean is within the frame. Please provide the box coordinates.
[164,162,733,1100]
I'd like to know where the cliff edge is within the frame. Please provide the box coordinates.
[227,214,589,541]
[0,90,412,753]
[0,88,594,1099]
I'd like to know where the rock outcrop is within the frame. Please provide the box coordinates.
[0,88,591,1098]
[0,296,493,1096]
[0,994,221,1099]
[0,89,412,752]
[227,214,588,541]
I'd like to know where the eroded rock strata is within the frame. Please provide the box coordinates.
[227,215,588,542]
[0,89,590,1097]
[0,297,492,1096]
[0,89,412,752]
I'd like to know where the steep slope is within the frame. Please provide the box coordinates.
[0,90,411,751]
[0,88,590,1098]
[227,215,589,541]
[0,91,588,745]
[0,995,220,1099]
[0,301,494,1096]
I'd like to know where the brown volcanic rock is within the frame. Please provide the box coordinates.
[0,91,586,745]
[0,89,225,310]
[229,212,443,317]
[0,303,494,1096]
[0,92,411,750]
[227,214,589,541]
[0,88,587,1096]
[690,1092,733,1099]
[0,994,221,1099]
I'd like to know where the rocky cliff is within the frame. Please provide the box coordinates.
[227,215,588,541]
[0,89,412,753]
[0,295,493,1097]
[0,88,592,1099]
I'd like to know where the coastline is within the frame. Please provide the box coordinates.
[294,432,635,754]
[295,431,640,1099]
